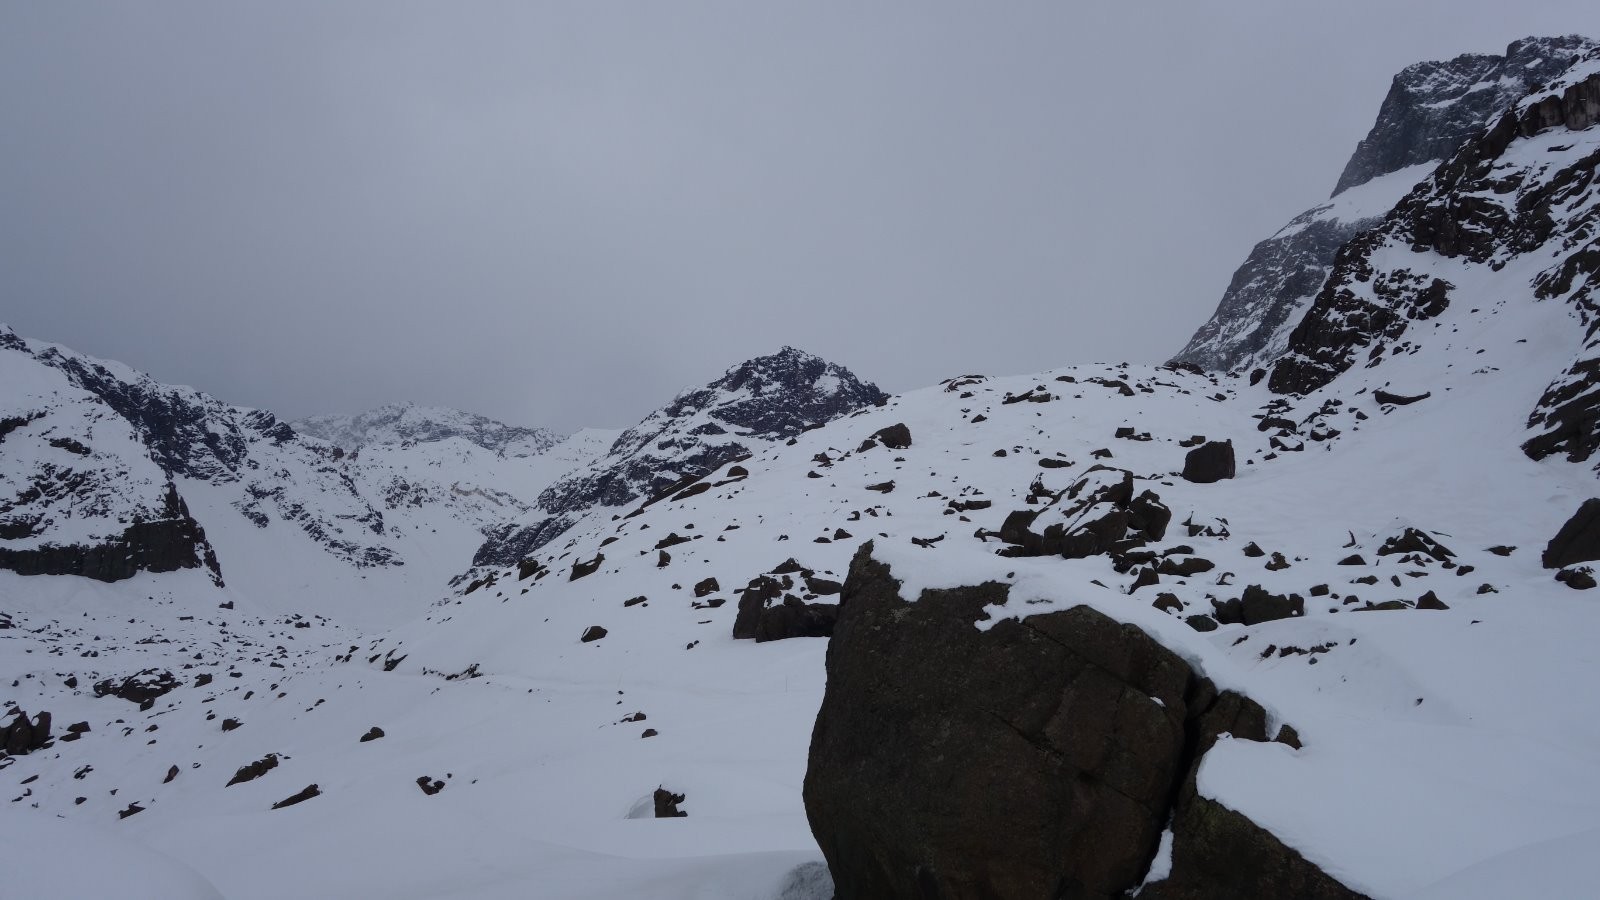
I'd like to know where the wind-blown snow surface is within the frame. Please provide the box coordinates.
[6,272,1598,897]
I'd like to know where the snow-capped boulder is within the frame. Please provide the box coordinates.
[804,545,1361,900]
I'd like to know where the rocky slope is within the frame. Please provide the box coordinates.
[467,346,886,573]
[1269,44,1600,467]
[5,36,1600,900]
[1173,35,1595,375]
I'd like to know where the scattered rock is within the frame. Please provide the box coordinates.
[1416,590,1450,610]
[1182,440,1236,484]
[92,669,180,708]
[271,784,321,810]
[417,776,445,796]
[1377,528,1453,562]
[1373,389,1431,406]
[227,754,279,787]
[693,577,720,598]
[570,553,604,581]
[869,423,912,450]
[359,727,385,743]
[580,625,608,643]
[1556,567,1597,590]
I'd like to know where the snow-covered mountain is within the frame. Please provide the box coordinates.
[0,327,607,622]
[4,34,1600,900]
[293,403,562,458]
[468,346,886,573]
[1174,35,1595,374]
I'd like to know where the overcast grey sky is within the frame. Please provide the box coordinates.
[2,2,1592,432]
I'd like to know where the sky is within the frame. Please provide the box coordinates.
[1,2,1592,433]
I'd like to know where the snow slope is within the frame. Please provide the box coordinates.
[4,36,1600,900]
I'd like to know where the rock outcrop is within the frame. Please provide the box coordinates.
[996,466,1170,560]
[0,483,219,583]
[2,709,52,756]
[1544,498,1600,568]
[732,561,840,642]
[805,545,1366,900]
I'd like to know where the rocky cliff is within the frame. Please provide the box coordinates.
[1173,36,1595,375]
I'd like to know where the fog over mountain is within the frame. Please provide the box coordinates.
[2,2,1590,432]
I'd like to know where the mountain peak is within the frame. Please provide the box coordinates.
[466,349,885,572]
[1332,34,1596,197]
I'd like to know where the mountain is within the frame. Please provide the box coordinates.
[5,37,1600,900]
[1269,44,1600,457]
[293,403,562,458]
[0,326,222,583]
[1173,35,1595,374]
[467,346,887,573]
[0,326,606,620]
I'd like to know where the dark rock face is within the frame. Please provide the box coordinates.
[1543,498,1600,568]
[1181,441,1235,484]
[470,348,886,571]
[1173,214,1379,372]
[1271,48,1600,409]
[0,484,221,584]
[1334,36,1595,196]
[1172,36,1594,374]
[805,545,1366,900]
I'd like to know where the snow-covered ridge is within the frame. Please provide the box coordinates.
[293,402,562,458]
[0,325,606,611]
[465,346,886,575]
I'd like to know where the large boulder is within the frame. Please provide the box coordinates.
[1543,498,1600,569]
[805,544,1366,900]
[1181,440,1236,484]
[732,572,837,642]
